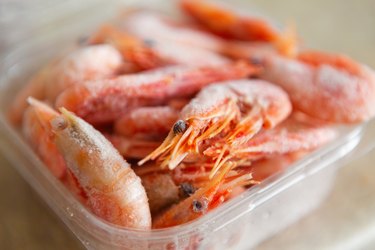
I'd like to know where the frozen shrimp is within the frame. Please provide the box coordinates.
[153,163,254,228]
[180,0,298,57]
[56,61,257,124]
[140,79,292,170]
[9,45,123,124]
[259,50,375,123]
[92,23,229,68]
[27,99,151,228]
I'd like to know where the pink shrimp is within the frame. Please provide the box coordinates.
[9,44,123,124]
[153,163,254,228]
[114,106,179,139]
[179,0,298,57]
[92,22,229,68]
[56,61,257,124]
[140,79,292,170]
[258,50,375,123]
[27,99,151,229]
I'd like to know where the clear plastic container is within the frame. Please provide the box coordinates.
[1,1,375,249]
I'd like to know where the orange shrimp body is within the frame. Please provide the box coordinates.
[140,79,292,170]
[260,50,375,123]
[49,109,151,229]
[180,0,279,42]
[56,62,256,124]
[89,25,170,71]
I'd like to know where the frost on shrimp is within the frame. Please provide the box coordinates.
[56,61,257,124]
[49,107,151,229]
[259,50,375,123]
[139,79,292,171]
[9,44,122,124]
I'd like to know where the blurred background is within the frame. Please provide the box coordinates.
[0,0,375,249]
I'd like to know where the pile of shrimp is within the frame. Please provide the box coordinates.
[8,0,375,230]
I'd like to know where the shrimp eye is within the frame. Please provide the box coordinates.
[51,116,68,131]
[179,182,196,198]
[249,56,263,66]
[192,198,208,213]
[143,39,156,47]
[173,120,188,135]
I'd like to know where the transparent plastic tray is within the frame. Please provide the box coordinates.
[1,1,375,249]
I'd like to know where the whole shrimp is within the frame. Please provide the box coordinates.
[258,50,375,123]
[139,79,292,170]
[56,61,257,124]
[9,44,123,124]
[153,163,255,228]
[91,23,229,68]
[27,99,151,229]
[179,0,298,57]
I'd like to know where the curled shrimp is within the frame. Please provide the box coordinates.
[179,0,298,57]
[258,50,375,123]
[180,0,279,41]
[28,99,151,229]
[56,61,257,124]
[9,44,123,124]
[140,79,292,170]
[153,163,255,228]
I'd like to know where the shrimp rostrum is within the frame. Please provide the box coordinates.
[140,79,292,172]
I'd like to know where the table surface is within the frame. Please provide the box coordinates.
[1,0,375,249]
